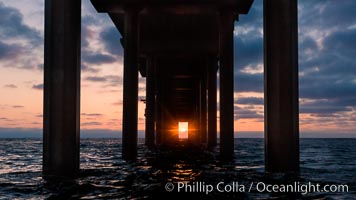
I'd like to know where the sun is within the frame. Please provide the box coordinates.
[178,122,189,139]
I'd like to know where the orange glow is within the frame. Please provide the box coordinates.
[178,122,188,139]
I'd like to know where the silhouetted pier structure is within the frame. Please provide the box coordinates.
[43,0,299,177]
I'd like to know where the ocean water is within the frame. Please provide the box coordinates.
[0,138,355,199]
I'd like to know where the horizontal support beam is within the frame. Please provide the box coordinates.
[91,0,253,14]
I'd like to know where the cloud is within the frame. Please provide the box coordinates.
[0,41,22,60]
[233,1,264,93]
[230,0,356,128]
[298,0,356,31]
[0,2,41,44]
[84,75,122,87]
[100,27,123,56]
[81,122,102,126]
[12,105,24,108]
[234,72,263,92]
[234,36,263,71]
[80,14,122,73]
[234,106,263,120]
[82,50,116,65]
[236,97,264,105]
[81,113,103,117]
[32,84,43,90]
[0,2,43,70]
[0,117,12,121]
[3,84,17,88]
[81,63,100,73]
[297,14,356,119]
[300,98,355,114]
[112,101,123,106]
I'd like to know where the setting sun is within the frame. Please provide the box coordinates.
[178,122,189,139]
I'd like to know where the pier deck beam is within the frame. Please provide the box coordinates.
[43,0,81,177]
[219,12,234,159]
[122,10,139,160]
[264,0,300,172]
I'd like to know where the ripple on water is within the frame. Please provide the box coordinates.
[0,138,355,199]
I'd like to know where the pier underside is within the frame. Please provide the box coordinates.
[43,0,300,177]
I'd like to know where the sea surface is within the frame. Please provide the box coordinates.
[0,138,355,199]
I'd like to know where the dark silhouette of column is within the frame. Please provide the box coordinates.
[208,57,217,147]
[122,10,139,160]
[156,99,162,145]
[145,57,155,147]
[200,70,207,143]
[264,0,299,172]
[219,12,234,159]
[190,79,201,144]
[155,65,163,145]
[43,0,81,177]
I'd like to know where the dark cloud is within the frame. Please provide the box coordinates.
[298,0,356,31]
[300,97,355,114]
[231,0,356,124]
[296,1,356,121]
[81,113,103,117]
[12,105,24,108]
[3,84,17,88]
[0,3,42,70]
[84,75,122,87]
[80,15,120,73]
[80,17,96,54]
[138,95,146,102]
[97,89,121,94]
[81,63,100,73]
[0,41,21,60]
[234,36,263,70]
[300,80,355,100]
[0,117,12,121]
[112,101,123,106]
[32,84,43,90]
[100,27,123,55]
[236,97,264,105]
[0,2,41,45]
[234,106,263,120]
[37,63,44,70]
[233,0,263,93]
[82,50,116,65]
[81,122,102,126]
[82,15,98,26]
[234,72,263,92]
[236,0,263,29]
[297,28,356,118]
[85,76,106,82]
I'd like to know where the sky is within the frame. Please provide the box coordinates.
[0,0,355,138]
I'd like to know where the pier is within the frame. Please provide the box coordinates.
[43,0,299,177]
